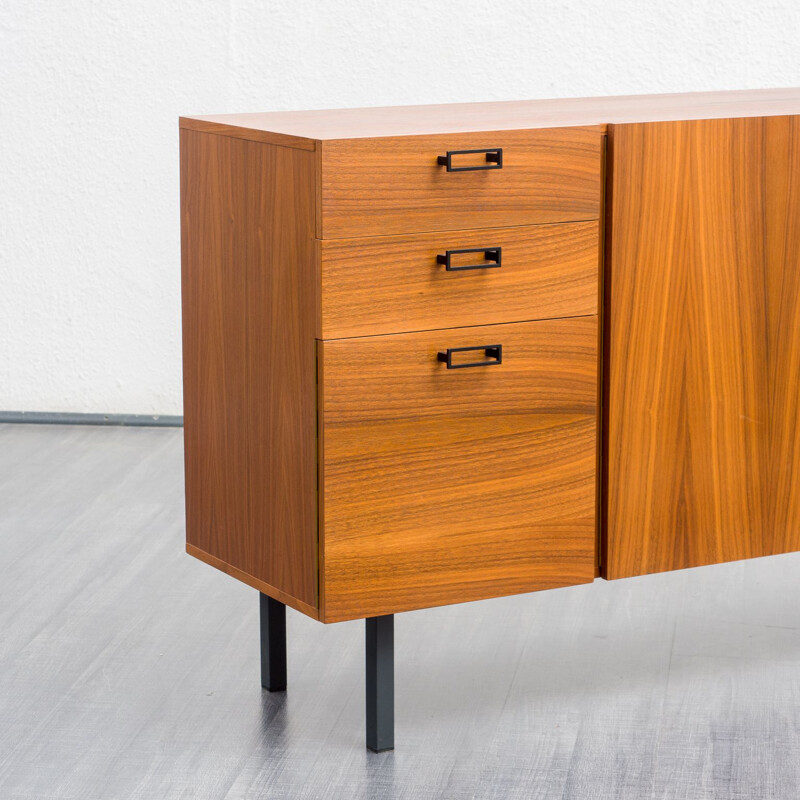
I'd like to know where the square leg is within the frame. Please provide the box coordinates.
[366,614,394,752]
[260,593,287,692]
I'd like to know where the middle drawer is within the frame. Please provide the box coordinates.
[317,221,598,338]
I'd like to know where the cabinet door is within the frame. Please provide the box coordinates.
[318,317,598,623]
[604,117,800,579]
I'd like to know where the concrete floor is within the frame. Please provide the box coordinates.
[0,423,799,799]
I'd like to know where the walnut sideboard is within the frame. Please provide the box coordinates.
[179,88,800,751]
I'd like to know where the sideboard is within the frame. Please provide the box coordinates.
[179,88,800,751]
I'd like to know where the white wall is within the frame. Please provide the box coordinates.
[2,1,800,415]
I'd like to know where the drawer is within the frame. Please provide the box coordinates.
[318,221,598,338]
[318,316,598,622]
[319,127,603,238]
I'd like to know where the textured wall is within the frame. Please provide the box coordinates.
[2,1,800,415]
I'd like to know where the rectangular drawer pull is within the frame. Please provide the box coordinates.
[437,247,502,272]
[436,148,503,172]
[437,345,503,369]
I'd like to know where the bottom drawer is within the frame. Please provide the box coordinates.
[318,316,598,622]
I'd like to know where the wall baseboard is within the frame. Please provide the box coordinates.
[0,411,183,427]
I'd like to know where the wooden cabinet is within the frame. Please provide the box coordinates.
[179,88,800,749]
[180,122,601,623]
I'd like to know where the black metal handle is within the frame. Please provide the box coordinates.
[437,247,502,272]
[437,345,503,369]
[436,148,503,172]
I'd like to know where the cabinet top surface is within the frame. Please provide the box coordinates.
[180,88,800,148]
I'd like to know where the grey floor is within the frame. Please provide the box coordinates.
[1,425,799,800]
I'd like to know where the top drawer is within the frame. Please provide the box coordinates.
[318,126,603,238]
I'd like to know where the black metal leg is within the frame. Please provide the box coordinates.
[260,593,286,691]
[365,614,394,752]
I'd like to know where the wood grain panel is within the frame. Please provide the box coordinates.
[319,317,598,622]
[180,87,800,144]
[180,129,318,615]
[318,221,598,338]
[319,127,602,238]
[604,116,800,579]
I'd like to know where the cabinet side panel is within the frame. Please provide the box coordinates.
[604,117,800,579]
[180,129,318,614]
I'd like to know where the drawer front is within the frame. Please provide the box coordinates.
[319,127,603,238]
[319,221,598,338]
[318,317,598,622]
